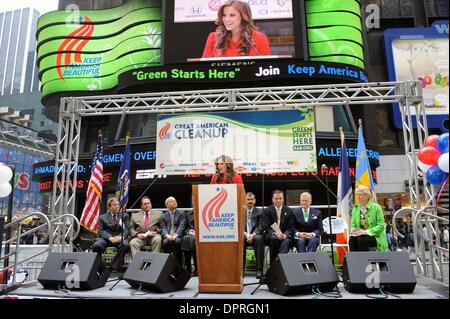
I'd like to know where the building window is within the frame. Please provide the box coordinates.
[315,105,353,133]
[122,114,158,138]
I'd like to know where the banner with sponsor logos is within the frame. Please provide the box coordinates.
[155,109,317,175]
[174,0,293,23]
[198,184,238,242]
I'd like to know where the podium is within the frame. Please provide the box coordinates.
[192,184,245,293]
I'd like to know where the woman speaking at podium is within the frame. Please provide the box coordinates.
[210,155,243,184]
[202,0,271,58]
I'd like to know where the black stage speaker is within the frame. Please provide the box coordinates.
[123,252,190,293]
[342,251,416,293]
[38,252,109,290]
[266,252,339,295]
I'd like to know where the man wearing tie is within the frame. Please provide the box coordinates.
[129,196,163,258]
[244,192,264,279]
[92,197,130,270]
[293,192,323,252]
[161,196,186,265]
[263,190,294,263]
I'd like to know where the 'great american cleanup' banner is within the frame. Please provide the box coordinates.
[155,108,317,175]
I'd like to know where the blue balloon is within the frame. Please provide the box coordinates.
[436,132,449,154]
[426,165,448,185]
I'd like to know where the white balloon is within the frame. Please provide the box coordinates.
[0,165,13,184]
[418,160,432,173]
[438,153,449,173]
[0,182,12,198]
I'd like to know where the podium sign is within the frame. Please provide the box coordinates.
[193,184,245,293]
[198,185,238,242]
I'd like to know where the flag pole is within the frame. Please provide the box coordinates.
[339,126,347,240]
[110,132,131,290]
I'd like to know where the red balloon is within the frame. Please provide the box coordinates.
[418,146,441,165]
[424,135,440,148]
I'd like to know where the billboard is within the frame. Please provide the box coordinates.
[155,109,317,175]
[174,0,293,22]
[384,20,449,131]
[36,0,162,98]
[0,146,49,216]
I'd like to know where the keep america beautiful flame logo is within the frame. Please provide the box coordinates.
[159,122,171,139]
[201,187,228,231]
[56,16,94,80]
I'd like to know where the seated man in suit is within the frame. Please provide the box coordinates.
[181,209,197,276]
[264,190,294,263]
[92,197,130,270]
[293,192,323,252]
[161,196,186,265]
[129,196,162,258]
[244,192,264,279]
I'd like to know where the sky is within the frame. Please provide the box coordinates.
[0,0,59,14]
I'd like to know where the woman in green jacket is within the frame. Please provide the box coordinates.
[350,185,388,252]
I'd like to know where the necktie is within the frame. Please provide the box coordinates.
[112,214,117,225]
[144,211,150,229]
[276,207,281,226]
[303,209,309,221]
[169,213,175,235]
[247,210,252,233]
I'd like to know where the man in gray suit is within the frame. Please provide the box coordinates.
[292,192,323,252]
[244,192,264,279]
[129,196,162,258]
[161,196,186,265]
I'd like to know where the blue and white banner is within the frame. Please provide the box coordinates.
[155,109,317,175]
[198,184,238,242]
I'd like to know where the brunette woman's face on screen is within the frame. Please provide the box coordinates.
[222,6,242,33]
[217,159,227,174]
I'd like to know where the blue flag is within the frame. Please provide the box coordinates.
[116,137,131,212]
[355,125,375,190]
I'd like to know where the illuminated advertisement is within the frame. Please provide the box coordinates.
[384,20,449,131]
[36,0,365,107]
[174,0,293,22]
[0,146,49,215]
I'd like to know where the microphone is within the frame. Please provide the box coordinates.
[210,32,220,57]
[244,31,260,56]
[211,41,219,57]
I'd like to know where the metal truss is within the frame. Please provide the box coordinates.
[51,80,430,248]
[75,81,405,116]
[398,83,433,207]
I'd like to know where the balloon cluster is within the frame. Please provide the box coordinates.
[418,74,449,88]
[418,133,449,185]
[0,163,13,198]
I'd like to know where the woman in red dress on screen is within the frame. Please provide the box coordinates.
[210,155,243,184]
[202,0,271,58]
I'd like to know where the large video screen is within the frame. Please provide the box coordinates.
[164,0,300,64]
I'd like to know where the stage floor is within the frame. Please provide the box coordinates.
[4,272,448,300]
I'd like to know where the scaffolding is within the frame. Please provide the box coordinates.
[51,81,432,253]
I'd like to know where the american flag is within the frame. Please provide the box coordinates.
[80,133,104,234]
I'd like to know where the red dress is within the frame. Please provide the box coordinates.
[210,173,243,184]
[202,30,271,58]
